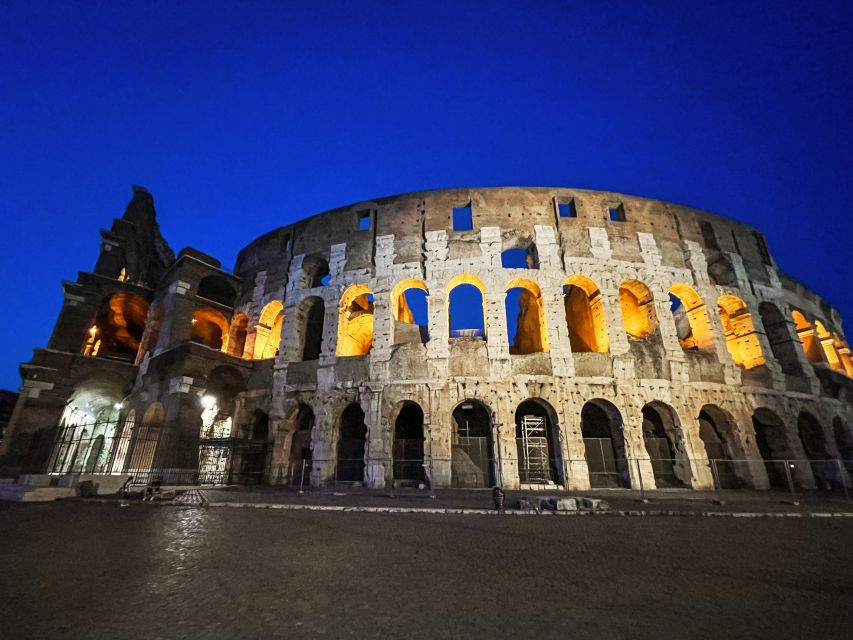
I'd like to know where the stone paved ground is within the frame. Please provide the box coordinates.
[1,502,853,639]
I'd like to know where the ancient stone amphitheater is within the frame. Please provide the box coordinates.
[3,185,852,493]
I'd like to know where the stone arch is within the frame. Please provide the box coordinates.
[717,295,765,368]
[707,253,737,286]
[752,407,798,489]
[668,284,714,351]
[391,279,429,345]
[290,402,315,467]
[797,411,836,489]
[447,274,487,339]
[336,403,367,483]
[619,279,657,340]
[191,308,230,351]
[505,277,548,354]
[196,274,236,307]
[641,402,691,487]
[814,321,841,371]
[82,292,150,360]
[297,296,325,361]
[833,334,853,376]
[500,235,539,269]
[391,401,425,484]
[337,285,374,356]
[227,313,249,358]
[758,302,803,375]
[563,275,609,353]
[299,254,330,288]
[514,398,563,485]
[580,399,630,488]
[253,300,284,359]
[451,399,495,487]
[792,310,824,364]
[698,405,747,489]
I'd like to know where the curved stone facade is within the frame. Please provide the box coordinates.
[3,185,852,492]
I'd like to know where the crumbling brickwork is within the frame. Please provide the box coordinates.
[2,186,852,492]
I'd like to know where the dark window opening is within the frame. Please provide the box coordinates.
[358,211,371,231]
[452,204,473,231]
[558,200,577,218]
[282,234,292,253]
[608,204,626,222]
[699,221,719,251]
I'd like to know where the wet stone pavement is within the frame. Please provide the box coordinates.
[1,501,853,639]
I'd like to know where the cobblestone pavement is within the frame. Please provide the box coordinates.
[2,502,853,639]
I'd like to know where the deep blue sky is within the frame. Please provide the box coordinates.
[1,1,852,390]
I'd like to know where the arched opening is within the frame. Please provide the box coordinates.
[300,254,330,288]
[752,408,794,490]
[49,378,125,475]
[668,284,714,351]
[451,400,495,488]
[581,400,630,488]
[814,321,842,371]
[505,278,548,354]
[563,275,609,353]
[238,409,269,484]
[391,279,429,345]
[707,254,737,286]
[336,403,367,483]
[514,399,562,485]
[228,313,249,358]
[197,275,236,307]
[833,335,853,376]
[833,417,853,477]
[448,274,486,339]
[642,403,690,487]
[191,308,230,351]
[299,296,325,361]
[797,411,836,490]
[393,402,425,484]
[82,292,150,361]
[501,244,538,269]
[127,403,164,478]
[758,302,803,376]
[717,295,765,368]
[619,280,657,340]
[198,365,246,484]
[698,406,743,489]
[337,285,374,356]
[792,310,824,364]
[109,409,135,474]
[290,403,315,472]
[253,300,284,359]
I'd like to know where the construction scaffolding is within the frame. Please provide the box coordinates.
[518,414,550,484]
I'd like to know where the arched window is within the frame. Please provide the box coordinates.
[228,313,249,358]
[337,285,374,356]
[448,274,486,339]
[300,255,330,289]
[792,310,824,364]
[758,302,803,376]
[197,275,236,307]
[815,321,841,371]
[563,275,608,353]
[298,296,325,361]
[833,334,853,376]
[619,280,656,340]
[82,292,150,360]
[393,402,425,484]
[501,244,538,269]
[391,279,429,344]
[505,278,548,354]
[668,284,713,351]
[191,308,230,351]
[253,301,284,359]
[581,400,629,488]
[717,295,765,368]
[641,402,690,487]
[336,403,367,483]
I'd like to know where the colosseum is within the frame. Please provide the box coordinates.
[2,185,852,494]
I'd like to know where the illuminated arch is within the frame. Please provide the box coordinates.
[832,333,853,376]
[619,279,656,340]
[447,274,487,339]
[668,283,714,351]
[82,292,150,360]
[191,307,230,351]
[391,278,429,324]
[815,320,841,371]
[563,275,608,353]
[253,300,285,359]
[505,277,548,354]
[337,284,374,356]
[391,279,429,344]
[228,313,249,358]
[792,310,824,364]
[717,295,765,368]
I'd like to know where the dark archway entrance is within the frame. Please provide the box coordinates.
[798,412,837,490]
[641,403,688,488]
[451,400,495,488]
[515,399,563,485]
[393,402,425,485]
[336,403,366,483]
[289,404,314,485]
[581,400,630,488]
[834,418,853,478]
[752,408,793,490]
[698,407,741,489]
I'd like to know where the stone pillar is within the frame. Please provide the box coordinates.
[364,386,388,489]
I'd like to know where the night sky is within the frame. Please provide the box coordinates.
[1,1,852,390]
